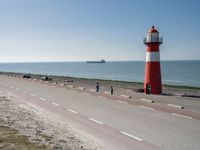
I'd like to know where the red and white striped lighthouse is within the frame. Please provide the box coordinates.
[144,26,163,94]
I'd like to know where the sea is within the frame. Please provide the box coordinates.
[0,60,199,87]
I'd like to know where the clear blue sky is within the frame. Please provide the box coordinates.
[0,0,199,62]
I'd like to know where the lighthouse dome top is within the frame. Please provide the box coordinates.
[148,26,159,33]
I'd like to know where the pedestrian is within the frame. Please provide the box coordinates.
[110,86,113,95]
[96,82,99,92]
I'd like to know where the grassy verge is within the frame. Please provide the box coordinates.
[0,123,51,150]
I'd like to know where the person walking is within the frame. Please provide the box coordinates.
[110,86,113,95]
[96,82,99,92]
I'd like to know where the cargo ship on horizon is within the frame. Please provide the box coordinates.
[86,59,106,63]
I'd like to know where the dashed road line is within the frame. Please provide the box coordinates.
[39,97,47,101]
[140,106,155,110]
[88,118,103,125]
[22,90,27,93]
[67,109,78,114]
[120,131,143,142]
[172,113,192,119]
[16,88,20,91]
[52,102,59,107]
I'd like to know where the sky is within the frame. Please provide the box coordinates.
[0,0,200,62]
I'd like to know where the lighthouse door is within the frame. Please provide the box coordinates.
[146,84,151,94]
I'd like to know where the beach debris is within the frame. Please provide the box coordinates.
[120,94,131,99]
[23,74,31,79]
[140,98,154,103]
[68,85,75,88]
[167,104,184,109]
[78,87,85,90]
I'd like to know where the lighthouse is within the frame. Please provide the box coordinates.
[143,26,163,94]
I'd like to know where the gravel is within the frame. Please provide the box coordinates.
[0,94,103,150]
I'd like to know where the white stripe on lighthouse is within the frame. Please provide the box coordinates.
[146,52,160,62]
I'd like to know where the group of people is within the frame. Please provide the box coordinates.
[96,82,113,95]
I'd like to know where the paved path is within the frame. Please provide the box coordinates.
[0,75,200,150]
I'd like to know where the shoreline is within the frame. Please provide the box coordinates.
[1,71,200,97]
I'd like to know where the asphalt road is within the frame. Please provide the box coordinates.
[0,75,200,150]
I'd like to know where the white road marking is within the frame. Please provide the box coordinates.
[89,118,103,125]
[172,113,192,119]
[10,86,14,89]
[39,97,47,101]
[67,109,78,114]
[22,91,27,93]
[116,100,127,104]
[16,88,20,91]
[30,94,36,97]
[52,102,59,107]
[140,106,155,110]
[120,131,143,142]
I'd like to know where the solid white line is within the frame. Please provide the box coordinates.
[89,118,103,125]
[140,106,155,110]
[116,100,127,104]
[30,94,36,97]
[67,109,78,114]
[39,97,47,101]
[172,113,192,119]
[52,102,59,107]
[120,131,143,142]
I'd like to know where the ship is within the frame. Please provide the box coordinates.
[86,59,106,63]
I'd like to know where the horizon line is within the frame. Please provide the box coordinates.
[0,59,199,63]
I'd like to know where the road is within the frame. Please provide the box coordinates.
[0,75,200,150]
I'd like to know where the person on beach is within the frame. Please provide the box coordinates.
[110,86,113,95]
[96,82,99,92]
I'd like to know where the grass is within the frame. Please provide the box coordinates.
[0,124,52,150]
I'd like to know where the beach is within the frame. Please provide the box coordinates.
[0,72,200,150]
